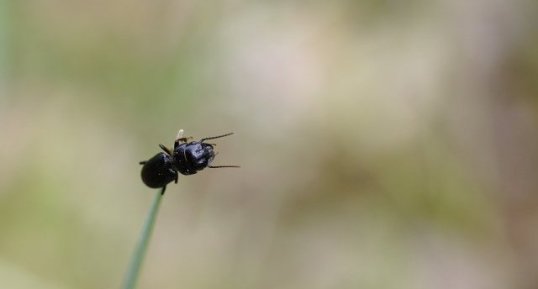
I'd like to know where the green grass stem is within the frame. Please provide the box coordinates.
[121,187,165,289]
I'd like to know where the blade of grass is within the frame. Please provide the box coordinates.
[121,187,165,289]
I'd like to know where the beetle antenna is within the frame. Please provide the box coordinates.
[201,132,234,143]
[208,165,240,168]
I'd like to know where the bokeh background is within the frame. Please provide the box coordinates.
[1,1,537,289]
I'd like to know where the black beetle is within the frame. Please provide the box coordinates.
[139,130,238,192]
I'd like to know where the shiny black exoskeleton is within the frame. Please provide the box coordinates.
[174,141,216,175]
[139,151,177,189]
[140,131,238,192]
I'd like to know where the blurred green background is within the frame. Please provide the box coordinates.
[1,1,538,289]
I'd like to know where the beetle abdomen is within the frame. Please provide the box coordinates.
[140,152,176,188]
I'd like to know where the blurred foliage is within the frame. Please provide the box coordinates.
[1,0,537,289]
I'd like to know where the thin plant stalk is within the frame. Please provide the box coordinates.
[121,187,165,289]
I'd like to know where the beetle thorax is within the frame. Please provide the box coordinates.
[174,142,215,175]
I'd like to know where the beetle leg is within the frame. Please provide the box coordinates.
[139,161,147,165]
[167,167,178,183]
[174,129,192,147]
[159,144,172,155]
[174,137,194,148]
[176,137,192,143]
